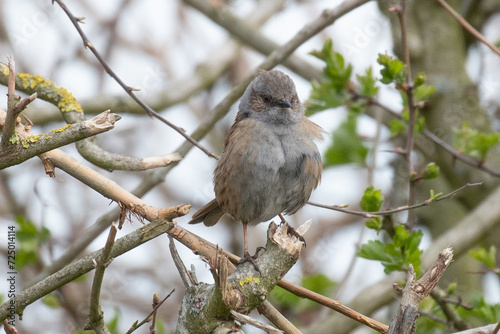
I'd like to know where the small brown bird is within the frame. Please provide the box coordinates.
[189,70,323,269]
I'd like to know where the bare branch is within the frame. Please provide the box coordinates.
[0,110,121,170]
[230,310,283,334]
[308,182,482,217]
[0,218,175,320]
[388,248,453,334]
[437,0,500,57]
[371,99,500,177]
[85,223,118,333]
[1,58,21,150]
[452,324,499,334]
[182,0,325,82]
[51,0,217,159]
[39,148,190,221]
[125,289,175,334]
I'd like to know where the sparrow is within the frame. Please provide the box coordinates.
[189,70,323,271]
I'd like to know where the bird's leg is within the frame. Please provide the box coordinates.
[279,213,306,247]
[238,223,265,274]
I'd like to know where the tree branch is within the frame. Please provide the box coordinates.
[436,0,500,57]
[0,109,121,170]
[52,0,217,159]
[39,148,190,221]
[85,223,118,333]
[181,0,327,82]
[308,182,482,218]
[388,248,453,334]
[0,218,175,320]
[1,58,20,150]
[306,183,500,333]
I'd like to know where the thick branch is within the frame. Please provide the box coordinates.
[75,137,182,172]
[39,148,190,221]
[0,218,174,320]
[0,110,121,169]
[176,222,306,334]
[388,248,453,334]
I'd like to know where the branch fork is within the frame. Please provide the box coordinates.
[176,220,310,334]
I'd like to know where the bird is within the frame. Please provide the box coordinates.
[189,69,323,271]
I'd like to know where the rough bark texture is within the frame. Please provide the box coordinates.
[175,222,306,334]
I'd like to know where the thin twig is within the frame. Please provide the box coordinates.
[308,182,482,217]
[51,0,217,159]
[436,0,500,57]
[430,290,469,331]
[492,321,500,334]
[125,289,175,334]
[392,0,418,231]
[371,99,500,177]
[87,222,118,331]
[230,310,283,334]
[169,235,196,288]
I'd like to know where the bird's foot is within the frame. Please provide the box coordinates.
[238,247,266,274]
[286,225,306,247]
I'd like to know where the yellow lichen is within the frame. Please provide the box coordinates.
[21,134,42,148]
[57,87,83,113]
[239,276,260,287]
[1,64,9,76]
[51,124,71,133]
[17,73,83,113]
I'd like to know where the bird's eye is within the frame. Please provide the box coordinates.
[262,95,271,103]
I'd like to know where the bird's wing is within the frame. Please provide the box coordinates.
[188,199,224,227]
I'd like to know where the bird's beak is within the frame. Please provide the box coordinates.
[277,98,292,109]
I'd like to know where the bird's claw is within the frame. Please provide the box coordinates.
[287,225,306,247]
[239,247,267,274]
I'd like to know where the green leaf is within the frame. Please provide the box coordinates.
[365,217,383,232]
[306,39,353,115]
[357,67,379,97]
[457,295,500,324]
[358,240,392,262]
[307,81,349,114]
[390,120,406,137]
[42,294,61,308]
[414,72,426,87]
[358,225,423,275]
[413,83,436,104]
[470,246,497,269]
[422,162,440,180]
[323,113,368,166]
[107,308,121,334]
[15,216,51,269]
[377,53,406,86]
[429,189,442,201]
[453,122,500,161]
[360,186,385,212]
